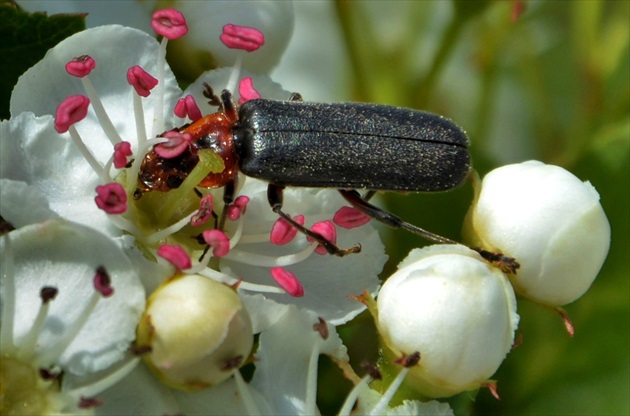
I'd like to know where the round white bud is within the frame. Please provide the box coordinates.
[463,160,611,305]
[136,274,253,390]
[376,245,519,398]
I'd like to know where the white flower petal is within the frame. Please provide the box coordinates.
[0,112,115,232]
[240,294,290,334]
[0,179,59,227]
[171,1,294,73]
[1,219,145,375]
[225,185,385,324]
[94,364,181,415]
[95,363,273,415]
[175,378,274,415]
[355,383,454,416]
[250,304,348,414]
[387,400,454,416]
[11,25,181,155]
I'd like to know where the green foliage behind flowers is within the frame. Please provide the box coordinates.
[0,1,85,119]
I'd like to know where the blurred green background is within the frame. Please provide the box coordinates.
[3,0,628,414]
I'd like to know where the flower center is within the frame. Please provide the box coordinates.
[0,356,68,416]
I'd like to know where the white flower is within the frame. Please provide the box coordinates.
[463,160,611,306]
[346,381,454,416]
[0,219,146,414]
[375,245,519,398]
[167,1,294,74]
[2,14,385,324]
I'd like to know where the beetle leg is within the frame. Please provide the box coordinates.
[362,190,377,202]
[339,190,456,244]
[219,179,237,231]
[267,184,361,257]
[220,90,239,122]
[339,190,520,273]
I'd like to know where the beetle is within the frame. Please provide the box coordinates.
[136,85,472,258]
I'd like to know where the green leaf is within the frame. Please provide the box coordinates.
[0,1,86,120]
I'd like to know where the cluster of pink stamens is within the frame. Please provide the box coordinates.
[52,8,373,300]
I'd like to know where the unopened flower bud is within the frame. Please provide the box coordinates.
[376,245,519,398]
[463,160,610,306]
[136,274,253,391]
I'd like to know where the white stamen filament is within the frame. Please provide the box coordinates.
[224,243,317,267]
[80,76,122,144]
[68,126,106,180]
[228,218,245,248]
[225,56,242,94]
[132,92,148,146]
[17,295,53,360]
[368,367,410,416]
[145,211,197,245]
[185,247,214,274]
[0,235,16,351]
[233,370,262,416]
[196,268,284,293]
[233,281,286,294]
[152,37,168,137]
[105,212,143,236]
[197,266,235,283]
[103,154,114,178]
[305,344,320,415]
[65,356,140,399]
[234,232,271,244]
[338,376,371,416]
[36,292,101,366]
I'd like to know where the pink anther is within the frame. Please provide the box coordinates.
[333,206,371,229]
[157,244,192,270]
[93,265,114,297]
[202,229,230,258]
[113,141,133,169]
[308,220,337,255]
[127,65,159,97]
[94,182,128,214]
[270,214,305,245]
[54,95,90,133]
[190,194,214,226]
[154,131,192,159]
[78,396,103,409]
[238,77,261,105]
[227,195,250,221]
[65,55,96,78]
[174,95,202,121]
[270,267,304,297]
[151,8,189,39]
[220,24,265,52]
